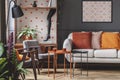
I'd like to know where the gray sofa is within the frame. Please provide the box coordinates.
[63,32,120,63]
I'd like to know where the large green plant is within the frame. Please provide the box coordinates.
[9,49,28,80]
[0,58,8,80]
[0,42,8,80]
[0,39,28,80]
[8,32,28,80]
[17,27,40,40]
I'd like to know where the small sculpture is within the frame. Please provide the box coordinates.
[33,1,37,7]
[44,8,56,41]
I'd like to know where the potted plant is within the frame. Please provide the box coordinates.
[0,33,28,80]
[0,42,27,80]
[17,27,40,40]
[0,42,8,80]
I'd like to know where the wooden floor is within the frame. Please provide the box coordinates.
[25,67,120,80]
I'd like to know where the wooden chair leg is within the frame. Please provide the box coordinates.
[31,54,37,80]
[39,60,44,70]
[33,65,37,80]
[20,73,25,80]
[36,61,40,75]
[48,52,50,77]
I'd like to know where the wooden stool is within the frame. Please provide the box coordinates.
[48,48,72,79]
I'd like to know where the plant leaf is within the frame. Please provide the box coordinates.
[20,68,28,74]
[0,58,8,78]
[16,62,23,70]
[0,58,7,71]
[0,42,4,57]
[0,71,8,78]
[17,27,41,39]
[0,78,5,80]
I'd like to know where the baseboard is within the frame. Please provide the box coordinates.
[43,63,120,70]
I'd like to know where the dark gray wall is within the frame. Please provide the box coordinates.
[58,0,120,49]
[0,0,6,57]
[0,0,6,44]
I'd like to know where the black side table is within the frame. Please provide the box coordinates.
[72,51,88,77]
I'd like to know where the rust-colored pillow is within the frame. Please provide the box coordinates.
[101,32,120,49]
[15,49,30,61]
[72,32,92,49]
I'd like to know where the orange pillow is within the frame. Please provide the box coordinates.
[72,32,92,49]
[15,49,30,61]
[101,32,120,49]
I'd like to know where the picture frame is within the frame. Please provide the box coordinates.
[82,0,112,22]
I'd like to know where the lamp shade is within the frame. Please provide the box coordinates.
[12,5,24,18]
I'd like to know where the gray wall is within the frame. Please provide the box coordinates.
[0,0,6,44]
[58,0,120,49]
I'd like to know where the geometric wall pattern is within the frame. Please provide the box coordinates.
[82,0,112,22]
[16,0,57,43]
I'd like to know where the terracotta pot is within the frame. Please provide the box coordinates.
[22,35,32,40]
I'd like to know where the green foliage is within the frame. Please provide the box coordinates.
[8,49,28,80]
[0,42,8,79]
[17,27,40,40]
[0,41,28,80]
[0,58,8,79]
[0,42,4,57]
[16,61,28,74]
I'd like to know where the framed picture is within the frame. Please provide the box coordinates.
[82,0,112,22]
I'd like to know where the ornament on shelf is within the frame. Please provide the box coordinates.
[32,1,37,7]
[44,8,56,41]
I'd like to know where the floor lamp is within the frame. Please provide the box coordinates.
[7,0,24,55]
[6,0,24,79]
[7,0,23,45]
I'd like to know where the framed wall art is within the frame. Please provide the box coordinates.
[82,0,112,22]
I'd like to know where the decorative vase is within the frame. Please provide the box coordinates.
[33,1,37,7]
[22,35,32,40]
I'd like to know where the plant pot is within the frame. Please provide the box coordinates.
[22,35,32,40]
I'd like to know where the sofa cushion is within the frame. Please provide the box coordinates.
[72,49,94,58]
[72,32,92,49]
[101,32,120,49]
[92,31,102,49]
[94,49,117,58]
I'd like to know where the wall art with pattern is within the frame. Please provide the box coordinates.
[82,0,112,22]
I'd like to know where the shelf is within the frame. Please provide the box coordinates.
[15,43,57,46]
[21,6,56,9]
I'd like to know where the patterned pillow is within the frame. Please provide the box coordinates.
[72,32,92,49]
[92,31,103,49]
